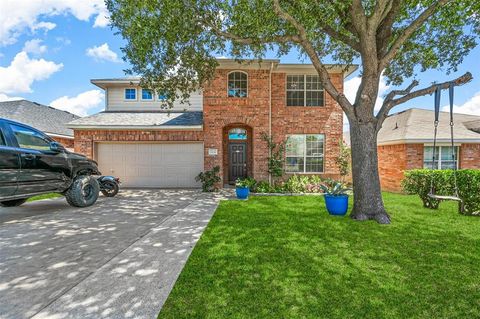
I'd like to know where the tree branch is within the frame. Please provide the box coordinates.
[272,0,355,117]
[375,72,473,131]
[202,20,300,44]
[379,0,452,69]
[317,24,361,51]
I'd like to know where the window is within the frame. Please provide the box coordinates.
[228,71,248,97]
[287,75,324,107]
[141,89,153,100]
[228,128,247,140]
[286,134,324,173]
[124,88,136,100]
[157,92,168,101]
[424,146,459,169]
[0,130,5,146]
[10,124,51,151]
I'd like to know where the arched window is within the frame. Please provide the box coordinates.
[228,128,247,140]
[227,71,248,97]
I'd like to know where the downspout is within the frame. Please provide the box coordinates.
[269,62,274,185]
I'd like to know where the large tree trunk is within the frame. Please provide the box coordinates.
[349,121,391,224]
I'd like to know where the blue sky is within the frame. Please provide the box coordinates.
[0,1,479,120]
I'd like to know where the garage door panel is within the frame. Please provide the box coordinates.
[96,142,203,188]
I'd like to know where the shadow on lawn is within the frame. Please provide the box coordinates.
[159,195,480,319]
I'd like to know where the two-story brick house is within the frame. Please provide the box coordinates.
[68,59,356,188]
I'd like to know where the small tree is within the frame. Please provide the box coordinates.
[336,139,351,182]
[261,133,285,183]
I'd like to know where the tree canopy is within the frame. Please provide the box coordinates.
[107,0,479,111]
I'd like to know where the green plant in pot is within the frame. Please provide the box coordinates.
[320,179,351,216]
[235,177,256,200]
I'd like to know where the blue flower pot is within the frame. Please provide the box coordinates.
[324,194,349,216]
[236,186,250,200]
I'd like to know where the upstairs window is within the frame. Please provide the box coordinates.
[141,89,153,100]
[157,92,168,101]
[228,71,248,97]
[125,88,137,100]
[424,146,459,169]
[287,75,324,107]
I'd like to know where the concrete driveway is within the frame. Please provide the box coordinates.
[0,190,221,319]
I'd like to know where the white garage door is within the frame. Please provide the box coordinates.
[96,143,204,188]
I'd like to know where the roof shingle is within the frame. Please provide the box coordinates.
[378,108,480,144]
[68,111,203,129]
[0,100,79,137]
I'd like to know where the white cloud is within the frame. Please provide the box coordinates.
[0,51,63,94]
[442,91,480,116]
[0,93,23,102]
[0,0,109,45]
[23,39,47,54]
[86,43,120,63]
[50,90,104,116]
[344,75,390,112]
[343,75,391,131]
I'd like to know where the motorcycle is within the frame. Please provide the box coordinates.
[97,176,120,197]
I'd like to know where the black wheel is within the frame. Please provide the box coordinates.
[101,180,119,197]
[0,198,27,207]
[64,175,100,207]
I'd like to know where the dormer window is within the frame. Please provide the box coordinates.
[228,71,248,97]
[141,89,153,100]
[125,88,136,100]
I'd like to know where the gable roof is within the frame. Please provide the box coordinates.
[378,108,480,145]
[0,100,80,137]
[67,111,203,130]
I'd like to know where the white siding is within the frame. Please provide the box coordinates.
[106,86,203,111]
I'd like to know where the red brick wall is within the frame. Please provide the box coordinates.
[51,136,74,149]
[74,68,345,186]
[74,130,204,158]
[460,143,480,169]
[378,144,408,192]
[203,69,344,184]
[271,73,343,178]
[378,143,480,192]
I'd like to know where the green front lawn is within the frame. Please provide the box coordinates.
[159,193,480,319]
[27,193,62,202]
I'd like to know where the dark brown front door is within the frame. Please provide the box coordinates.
[229,142,247,183]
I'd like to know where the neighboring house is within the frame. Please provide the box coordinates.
[0,100,79,149]
[377,108,480,192]
[68,59,357,188]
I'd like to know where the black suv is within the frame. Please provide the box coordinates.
[0,118,101,207]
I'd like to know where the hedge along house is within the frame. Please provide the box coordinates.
[68,59,357,188]
[377,108,480,192]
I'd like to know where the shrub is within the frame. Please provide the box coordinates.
[261,133,285,180]
[402,169,480,215]
[252,181,273,193]
[195,166,221,192]
[251,175,325,194]
[335,139,351,181]
[236,177,257,189]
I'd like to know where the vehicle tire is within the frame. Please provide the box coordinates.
[100,180,119,197]
[64,175,100,207]
[0,198,27,207]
